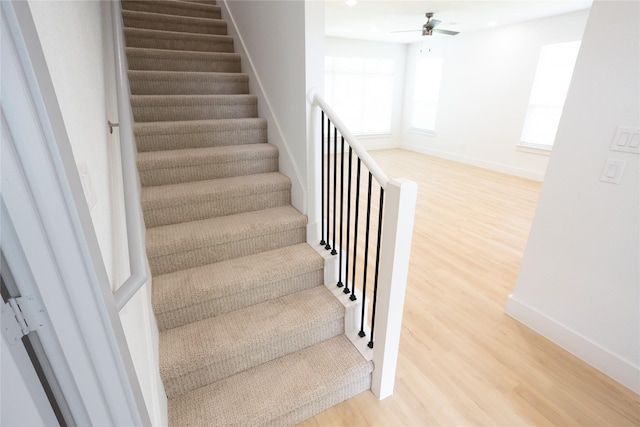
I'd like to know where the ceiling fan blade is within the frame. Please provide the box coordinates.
[425,19,441,30]
[433,28,459,36]
[391,29,422,33]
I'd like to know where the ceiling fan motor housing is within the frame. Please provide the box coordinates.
[421,12,457,36]
[423,12,440,36]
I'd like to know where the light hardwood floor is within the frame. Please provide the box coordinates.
[298,149,640,426]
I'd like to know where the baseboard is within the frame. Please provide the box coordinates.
[505,294,640,394]
[356,135,397,152]
[399,142,545,181]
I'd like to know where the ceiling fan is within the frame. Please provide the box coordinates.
[393,13,459,36]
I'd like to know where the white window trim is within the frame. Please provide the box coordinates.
[517,143,552,156]
[410,56,444,133]
[519,40,581,150]
[409,127,437,137]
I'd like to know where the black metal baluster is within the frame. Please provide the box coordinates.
[352,159,362,328]
[320,111,326,247]
[359,170,372,338]
[339,137,348,292]
[324,117,331,250]
[331,126,338,256]
[345,148,356,301]
[368,187,385,349]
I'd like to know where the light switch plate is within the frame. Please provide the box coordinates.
[599,158,626,184]
[77,160,97,210]
[610,126,640,154]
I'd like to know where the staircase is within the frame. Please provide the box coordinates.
[120,0,373,424]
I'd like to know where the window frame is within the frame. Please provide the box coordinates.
[520,40,582,150]
[324,56,396,136]
[409,55,444,133]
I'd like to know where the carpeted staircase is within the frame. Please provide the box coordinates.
[120,0,373,425]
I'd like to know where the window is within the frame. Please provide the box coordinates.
[324,57,395,135]
[521,40,581,149]
[410,56,444,132]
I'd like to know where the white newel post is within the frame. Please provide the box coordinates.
[306,94,322,244]
[371,178,418,399]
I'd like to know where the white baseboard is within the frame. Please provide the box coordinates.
[359,137,397,152]
[505,294,640,394]
[400,142,546,181]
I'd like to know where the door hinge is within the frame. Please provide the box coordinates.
[2,296,46,345]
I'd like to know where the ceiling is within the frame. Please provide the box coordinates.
[325,0,592,44]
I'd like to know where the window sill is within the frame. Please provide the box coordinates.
[517,143,552,156]
[409,127,436,137]
[353,132,392,138]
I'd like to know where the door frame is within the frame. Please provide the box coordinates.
[1,262,60,427]
[1,2,149,425]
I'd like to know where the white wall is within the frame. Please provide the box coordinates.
[401,10,590,181]
[506,0,639,393]
[222,0,322,213]
[325,37,406,150]
[29,1,165,423]
[29,0,118,282]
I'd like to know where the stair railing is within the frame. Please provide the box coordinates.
[308,91,418,400]
[109,0,148,310]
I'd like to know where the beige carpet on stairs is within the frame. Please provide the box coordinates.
[122,0,373,425]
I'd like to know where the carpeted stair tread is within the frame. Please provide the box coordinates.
[128,70,249,95]
[133,118,268,151]
[152,243,324,330]
[176,0,217,4]
[141,172,290,227]
[137,143,277,186]
[168,335,373,426]
[122,10,227,35]
[124,27,233,53]
[131,94,258,122]
[146,205,307,275]
[122,0,221,19]
[137,143,276,174]
[126,47,241,73]
[160,285,345,397]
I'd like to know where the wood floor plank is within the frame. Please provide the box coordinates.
[298,149,640,426]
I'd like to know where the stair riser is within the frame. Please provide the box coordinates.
[148,227,307,276]
[122,1,221,19]
[144,189,290,228]
[124,31,234,53]
[131,96,258,122]
[139,158,278,188]
[163,317,344,398]
[129,74,249,96]
[122,12,227,35]
[155,269,324,331]
[126,49,241,73]
[134,120,267,151]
